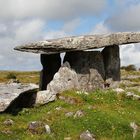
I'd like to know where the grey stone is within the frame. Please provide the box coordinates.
[65,112,74,117]
[3,119,14,126]
[80,130,96,140]
[35,63,79,105]
[28,121,45,134]
[0,83,38,112]
[15,32,140,54]
[64,51,105,91]
[102,45,120,81]
[39,53,61,90]
[74,110,85,118]
[44,124,51,134]
[130,122,139,138]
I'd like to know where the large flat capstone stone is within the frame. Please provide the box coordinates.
[14,32,140,54]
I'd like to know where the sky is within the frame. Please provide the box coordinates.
[0,0,140,71]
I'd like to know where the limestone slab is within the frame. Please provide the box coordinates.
[14,32,140,54]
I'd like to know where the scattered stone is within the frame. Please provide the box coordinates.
[74,110,85,118]
[105,78,119,88]
[3,119,14,126]
[80,130,96,140]
[65,112,74,117]
[130,122,139,138]
[133,95,140,100]
[44,124,51,134]
[126,92,135,98]
[1,130,13,135]
[113,88,124,94]
[28,121,45,134]
[126,92,140,100]
[0,83,38,112]
[76,91,89,95]
[59,95,79,105]
[55,106,62,111]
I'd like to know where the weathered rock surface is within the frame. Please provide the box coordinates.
[102,45,120,81]
[80,130,96,140]
[0,83,38,112]
[35,62,79,105]
[64,51,105,91]
[15,32,140,54]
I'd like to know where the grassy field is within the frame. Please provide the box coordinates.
[0,70,140,140]
[0,71,39,84]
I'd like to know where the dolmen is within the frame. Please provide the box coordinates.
[15,32,140,93]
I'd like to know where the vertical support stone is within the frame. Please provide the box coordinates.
[64,51,105,91]
[102,45,120,81]
[39,53,61,90]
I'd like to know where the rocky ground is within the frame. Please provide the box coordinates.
[0,70,140,140]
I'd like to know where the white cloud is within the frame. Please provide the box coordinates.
[90,22,110,34]
[105,2,140,31]
[120,44,140,67]
[15,19,45,43]
[0,0,107,20]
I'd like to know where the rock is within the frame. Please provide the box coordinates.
[126,92,135,98]
[105,78,120,88]
[74,110,85,118]
[133,95,140,100]
[76,91,89,95]
[113,88,124,94]
[3,119,14,126]
[102,45,120,81]
[44,124,51,134]
[36,63,79,105]
[64,51,105,91]
[15,32,140,54]
[80,130,96,140]
[39,53,61,90]
[65,112,74,117]
[35,90,56,105]
[28,121,45,134]
[55,106,62,110]
[59,95,79,105]
[0,83,38,112]
[130,122,139,138]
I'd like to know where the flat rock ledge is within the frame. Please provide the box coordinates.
[15,32,140,54]
[0,83,38,112]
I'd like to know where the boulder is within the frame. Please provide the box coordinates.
[35,62,79,105]
[0,83,38,112]
[64,51,105,91]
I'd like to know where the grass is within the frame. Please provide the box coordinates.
[0,90,140,140]
[0,70,140,140]
[0,71,39,84]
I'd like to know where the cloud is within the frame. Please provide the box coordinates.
[120,44,140,67]
[90,22,110,34]
[105,1,140,31]
[0,0,107,20]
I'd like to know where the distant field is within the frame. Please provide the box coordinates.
[0,71,40,84]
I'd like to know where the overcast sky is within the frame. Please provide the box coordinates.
[0,0,140,71]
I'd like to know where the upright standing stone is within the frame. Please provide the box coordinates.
[39,54,61,90]
[64,51,105,91]
[102,45,120,81]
